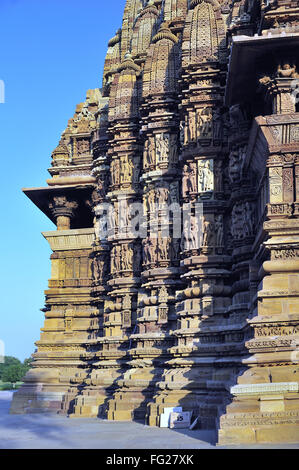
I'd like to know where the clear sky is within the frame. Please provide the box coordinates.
[0,0,126,361]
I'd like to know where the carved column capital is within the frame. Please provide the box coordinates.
[258,76,298,115]
[49,196,78,230]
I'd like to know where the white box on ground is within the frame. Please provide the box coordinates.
[160,407,182,427]
[169,411,192,429]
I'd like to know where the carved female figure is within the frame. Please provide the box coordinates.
[149,237,158,264]
[184,114,189,144]
[189,162,197,193]
[155,134,162,162]
[157,187,169,210]
[144,140,149,168]
[111,247,116,273]
[142,238,150,265]
[244,202,255,237]
[182,164,190,196]
[169,134,178,164]
[203,160,214,192]
[123,244,133,270]
[202,219,214,246]
[97,179,106,198]
[171,238,180,261]
[199,108,212,138]
[160,134,169,162]
[215,215,224,247]
[113,160,120,186]
[114,245,122,272]
[92,258,102,282]
[120,158,126,183]
[214,160,223,192]
[126,158,134,182]
[143,237,156,265]
[277,63,298,78]
[189,111,196,142]
[147,190,156,213]
[132,157,140,184]
[148,137,156,166]
[189,216,199,249]
[158,235,170,261]
[180,122,185,146]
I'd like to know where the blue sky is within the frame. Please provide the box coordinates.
[0,0,126,361]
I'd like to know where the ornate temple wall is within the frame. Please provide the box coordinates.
[12,0,299,445]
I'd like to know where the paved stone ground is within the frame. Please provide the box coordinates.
[0,392,298,449]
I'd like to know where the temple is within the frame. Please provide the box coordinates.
[11,0,299,445]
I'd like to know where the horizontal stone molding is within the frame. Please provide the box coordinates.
[42,228,95,251]
[230,382,299,396]
[35,392,66,401]
[220,410,299,428]
[47,176,96,186]
[263,260,299,273]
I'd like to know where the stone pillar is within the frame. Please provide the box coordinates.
[258,73,298,116]
[49,196,78,231]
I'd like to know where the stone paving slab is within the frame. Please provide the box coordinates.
[1,392,298,450]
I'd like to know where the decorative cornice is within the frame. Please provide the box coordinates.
[52,140,69,157]
[152,23,179,44]
[117,53,141,73]
[189,0,220,9]
[42,228,95,251]
[138,1,159,18]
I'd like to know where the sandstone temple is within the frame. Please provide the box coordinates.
[11,0,299,445]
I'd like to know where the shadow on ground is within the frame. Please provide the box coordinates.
[2,391,299,449]
[0,391,216,449]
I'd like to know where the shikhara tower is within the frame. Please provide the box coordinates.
[12,0,299,445]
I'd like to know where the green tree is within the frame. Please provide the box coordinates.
[2,364,25,383]
[23,357,33,374]
[0,356,22,380]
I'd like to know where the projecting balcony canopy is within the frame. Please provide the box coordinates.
[22,184,95,229]
[225,32,299,107]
